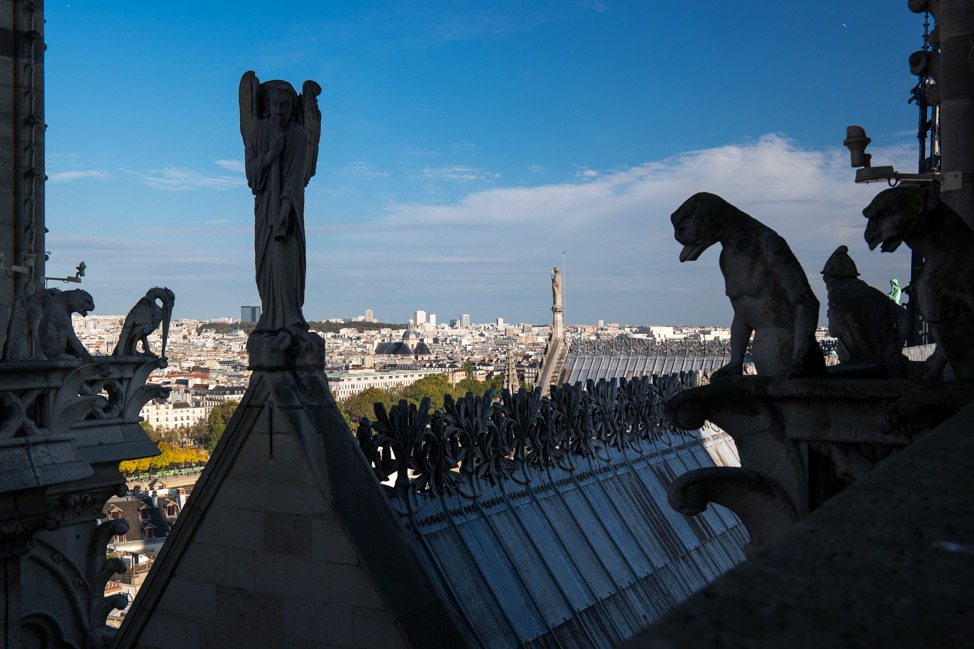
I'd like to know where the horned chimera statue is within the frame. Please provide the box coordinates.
[26,287,95,361]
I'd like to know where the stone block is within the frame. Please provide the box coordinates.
[328,562,385,610]
[137,613,201,649]
[283,599,353,646]
[229,430,317,487]
[155,577,216,621]
[219,478,328,516]
[199,623,299,649]
[214,584,284,627]
[255,553,329,601]
[176,542,227,585]
[193,504,264,552]
[353,607,408,648]
[224,547,255,590]
[0,143,14,169]
[311,513,359,566]
[0,61,15,86]
[264,510,311,558]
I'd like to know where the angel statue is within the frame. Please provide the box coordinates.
[239,71,321,333]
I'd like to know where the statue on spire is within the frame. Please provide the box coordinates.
[551,266,563,312]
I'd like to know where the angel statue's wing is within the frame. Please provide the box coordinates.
[301,79,322,186]
[239,70,260,144]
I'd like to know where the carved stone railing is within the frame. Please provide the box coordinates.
[0,356,164,647]
[356,373,709,513]
[0,357,165,473]
[665,375,974,550]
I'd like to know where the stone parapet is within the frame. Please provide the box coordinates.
[622,400,974,649]
[0,355,165,647]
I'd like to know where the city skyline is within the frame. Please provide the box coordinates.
[43,2,920,326]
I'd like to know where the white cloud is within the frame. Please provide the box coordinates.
[139,167,246,191]
[214,159,245,173]
[342,133,913,325]
[55,134,916,325]
[415,165,501,181]
[48,170,110,182]
[344,161,390,177]
[418,256,514,264]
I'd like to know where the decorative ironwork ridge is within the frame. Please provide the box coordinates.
[356,373,711,511]
[571,336,838,358]
[569,337,733,358]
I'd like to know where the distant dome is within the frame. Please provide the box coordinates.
[403,328,419,341]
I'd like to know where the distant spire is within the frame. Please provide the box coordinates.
[504,344,519,394]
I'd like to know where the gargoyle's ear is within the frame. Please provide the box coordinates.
[922,185,941,213]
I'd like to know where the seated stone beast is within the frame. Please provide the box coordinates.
[28,288,95,361]
[863,186,974,381]
[821,244,909,366]
[671,192,824,378]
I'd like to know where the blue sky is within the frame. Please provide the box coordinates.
[44,2,925,326]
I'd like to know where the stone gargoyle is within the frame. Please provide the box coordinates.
[671,192,825,378]
[863,186,974,381]
[113,287,175,358]
[27,287,95,361]
[821,245,909,368]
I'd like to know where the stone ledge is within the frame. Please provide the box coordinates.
[621,401,974,649]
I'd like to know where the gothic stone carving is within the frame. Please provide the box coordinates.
[666,375,974,549]
[239,71,321,335]
[551,266,563,311]
[671,192,824,379]
[864,186,974,380]
[821,245,909,367]
[113,287,175,358]
[27,288,95,361]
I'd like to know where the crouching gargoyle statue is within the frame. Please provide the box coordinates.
[671,192,825,378]
[863,186,974,381]
[27,287,95,361]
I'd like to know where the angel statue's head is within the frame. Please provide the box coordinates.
[261,80,299,128]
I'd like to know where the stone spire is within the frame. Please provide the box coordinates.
[538,265,569,395]
[551,265,564,340]
[504,343,519,393]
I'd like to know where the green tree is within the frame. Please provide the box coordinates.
[485,373,504,396]
[455,378,487,397]
[140,421,161,444]
[401,373,454,411]
[205,400,239,452]
[339,387,392,423]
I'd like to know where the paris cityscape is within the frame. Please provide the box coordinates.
[72,306,751,433]
[2,2,966,648]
